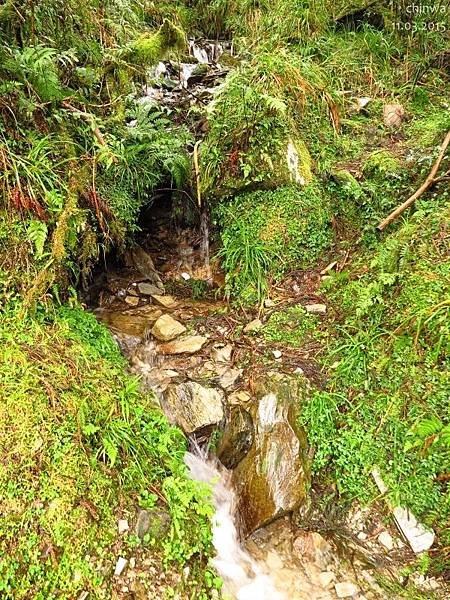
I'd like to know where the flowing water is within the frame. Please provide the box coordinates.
[185,449,287,600]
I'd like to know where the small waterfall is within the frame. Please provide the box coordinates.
[185,449,287,600]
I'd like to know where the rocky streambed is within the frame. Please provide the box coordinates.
[87,239,443,600]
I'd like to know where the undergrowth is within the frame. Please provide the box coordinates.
[216,185,332,304]
[0,304,213,598]
[300,200,450,573]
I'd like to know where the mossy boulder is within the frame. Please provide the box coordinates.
[231,372,311,536]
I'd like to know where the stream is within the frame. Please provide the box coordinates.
[86,40,440,600]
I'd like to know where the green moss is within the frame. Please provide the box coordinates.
[0,304,213,598]
[125,19,186,66]
[263,306,319,347]
[216,184,333,303]
[201,48,332,198]
[362,149,402,179]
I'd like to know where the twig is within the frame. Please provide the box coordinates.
[377,130,450,231]
[61,101,107,147]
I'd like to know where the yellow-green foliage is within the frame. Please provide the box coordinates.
[125,19,186,66]
[0,306,212,597]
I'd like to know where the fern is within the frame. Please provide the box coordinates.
[3,45,65,102]
[27,220,48,259]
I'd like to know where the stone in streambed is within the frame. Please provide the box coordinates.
[335,582,359,598]
[163,381,224,434]
[137,282,161,296]
[158,335,207,355]
[232,372,310,536]
[151,294,178,308]
[151,314,186,341]
[218,406,254,469]
[124,295,139,307]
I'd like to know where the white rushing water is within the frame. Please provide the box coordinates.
[185,450,287,600]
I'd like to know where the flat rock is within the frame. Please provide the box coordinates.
[114,557,127,576]
[218,367,242,390]
[94,309,161,337]
[137,282,162,296]
[158,335,207,355]
[163,382,224,434]
[118,519,129,534]
[124,295,139,306]
[232,373,310,536]
[305,303,326,314]
[244,318,263,333]
[151,294,178,308]
[151,314,186,342]
[227,390,252,406]
[335,582,359,598]
[318,571,335,588]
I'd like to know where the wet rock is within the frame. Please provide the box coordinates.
[124,295,139,307]
[94,308,162,337]
[266,550,284,570]
[232,373,310,536]
[163,381,224,434]
[124,245,164,290]
[305,303,326,314]
[137,282,162,296]
[218,406,254,469]
[243,318,263,333]
[151,314,186,342]
[151,294,178,308]
[335,581,359,598]
[158,335,207,355]
[135,508,171,541]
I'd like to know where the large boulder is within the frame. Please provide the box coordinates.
[232,373,310,536]
[163,382,224,434]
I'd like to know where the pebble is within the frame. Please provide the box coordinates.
[118,519,129,534]
[181,272,191,280]
[335,581,359,598]
[272,350,282,359]
[357,531,368,541]
[377,531,394,551]
[114,557,127,576]
[243,318,263,333]
[305,303,327,314]
[318,571,336,588]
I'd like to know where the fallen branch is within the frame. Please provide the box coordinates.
[61,101,107,147]
[377,130,450,231]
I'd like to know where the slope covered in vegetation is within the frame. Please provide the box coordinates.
[1,0,449,596]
